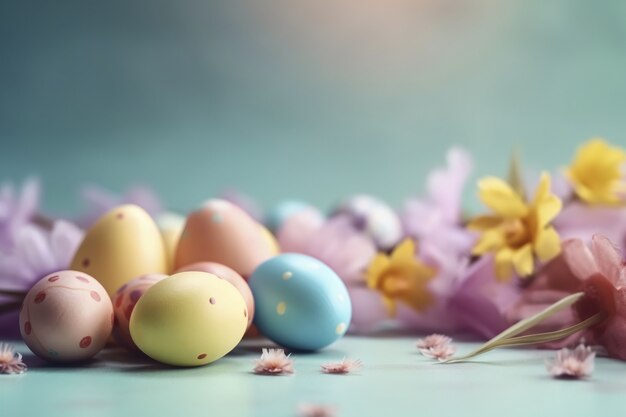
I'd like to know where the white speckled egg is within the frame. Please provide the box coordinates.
[112,273,168,350]
[19,271,113,362]
[248,254,351,351]
[335,194,402,250]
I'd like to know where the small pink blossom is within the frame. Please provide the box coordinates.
[546,345,595,379]
[253,348,294,375]
[416,334,453,350]
[297,404,338,417]
[420,343,456,361]
[0,342,27,375]
[320,358,362,374]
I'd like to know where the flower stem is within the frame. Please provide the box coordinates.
[443,291,587,363]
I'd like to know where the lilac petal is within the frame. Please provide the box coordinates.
[426,147,472,224]
[14,225,56,278]
[555,202,626,245]
[449,256,521,338]
[11,178,40,228]
[276,208,324,253]
[347,287,389,333]
[125,186,163,218]
[49,220,84,267]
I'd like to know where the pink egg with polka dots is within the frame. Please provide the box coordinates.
[112,273,168,351]
[19,270,114,362]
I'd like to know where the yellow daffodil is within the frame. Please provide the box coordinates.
[565,138,626,205]
[366,239,436,316]
[468,172,562,281]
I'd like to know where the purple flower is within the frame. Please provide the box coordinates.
[397,148,478,333]
[0,220,84,337]
[449,255,520,338]
[0,178,40,252]
[78,184,162,227]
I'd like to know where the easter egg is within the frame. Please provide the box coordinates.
[248,254,351,351]
[70,204,168,296]
[259,224,280,255]
[174,199,274,278]
[176,262,255,328]
[335,194,402,250]
[19,271,113,362]
[265,200,313,232]
[156,212,185,273]
[129,271,248,366]
[112,273,168,350]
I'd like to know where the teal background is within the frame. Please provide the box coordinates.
[2,0,626,216]
[2,2,626,416]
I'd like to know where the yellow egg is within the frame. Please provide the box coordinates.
[70,204,168,296]
[129,271,248,367]
[157,212,185,274]
[259,224,280,255]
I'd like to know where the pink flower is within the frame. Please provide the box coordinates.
[554,202,626,247]
[563,235,626,360]
[0,342,26,374]
[420,343,456,361]
[296,404,337,417]
[320,358,362,374]
[416,334,452,350]
[546,345,595,379]
[252,348,294,375]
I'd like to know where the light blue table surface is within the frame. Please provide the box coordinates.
[2,337,626,417]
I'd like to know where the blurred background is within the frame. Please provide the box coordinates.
[1,0,625,215]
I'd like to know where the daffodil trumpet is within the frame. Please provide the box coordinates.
[443,292,605,363]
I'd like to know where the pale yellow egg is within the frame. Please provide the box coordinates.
[70,204,168,296]
[129,271,248,366]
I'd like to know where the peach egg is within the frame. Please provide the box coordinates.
[19,270,113,362]
[112,274,168,351]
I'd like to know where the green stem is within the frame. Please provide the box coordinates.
[443,291,587,363]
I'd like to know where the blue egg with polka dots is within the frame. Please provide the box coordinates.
[249,254,352,351]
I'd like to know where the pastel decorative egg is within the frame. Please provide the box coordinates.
[259,224,280,255]
[112,273,168,350]
[156,212,185,273]
[265,200,313,232]
[174,199,274,278]
[70,204,168,295]
[176,262,255,328]
[19,271,113,362]
[248,254,351,351]
[129,271,248,367]
[335,194,402,250]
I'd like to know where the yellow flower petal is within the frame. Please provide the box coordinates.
[390,239,415,264]
[478,177,529,218]
[566,138,626,206]
[366,254,390,289]
[512,244,534,277]
[494,248,514,281]
[535,194,562,227]
[472,228,504,255]
[467,215,502,231]
[534,226,561,262]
